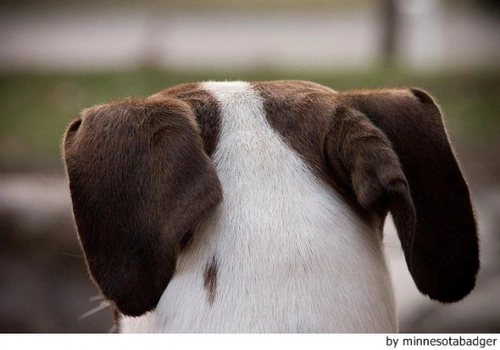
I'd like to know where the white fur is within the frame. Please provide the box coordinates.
[120,81,397,332]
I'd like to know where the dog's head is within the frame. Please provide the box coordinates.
[63,82,479,317]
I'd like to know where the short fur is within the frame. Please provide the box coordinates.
[62,80,479,332]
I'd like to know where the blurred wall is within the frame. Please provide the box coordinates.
[1,1,500,72]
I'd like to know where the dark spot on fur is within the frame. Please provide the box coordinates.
[203,256,218,305]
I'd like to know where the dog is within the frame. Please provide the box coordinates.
[63,80,479,332]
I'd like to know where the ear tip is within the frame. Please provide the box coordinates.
[426,277,478,303]
[113,298,156,317]
[101,280,166,317]
[413,261,480,303]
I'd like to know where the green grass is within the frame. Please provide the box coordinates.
[1,67,499,171]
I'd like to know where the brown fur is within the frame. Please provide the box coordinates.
[337,88,479,302]
[253,81,375,222]
[149,83,222,157]
[63,98,222,316]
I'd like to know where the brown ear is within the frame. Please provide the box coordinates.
[63,98,222,316]
[333,89,479,303]
[325,104,416,239]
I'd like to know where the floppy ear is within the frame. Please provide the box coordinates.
[330,89,479,303]
[63,98,222,316]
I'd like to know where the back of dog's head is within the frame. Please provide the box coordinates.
[63,81,479,330]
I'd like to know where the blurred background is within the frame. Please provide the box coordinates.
[0,0,499,333]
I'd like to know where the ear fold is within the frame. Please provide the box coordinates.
[331,89,479,303]
[63,98,222,316]
[325,105,416,242]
